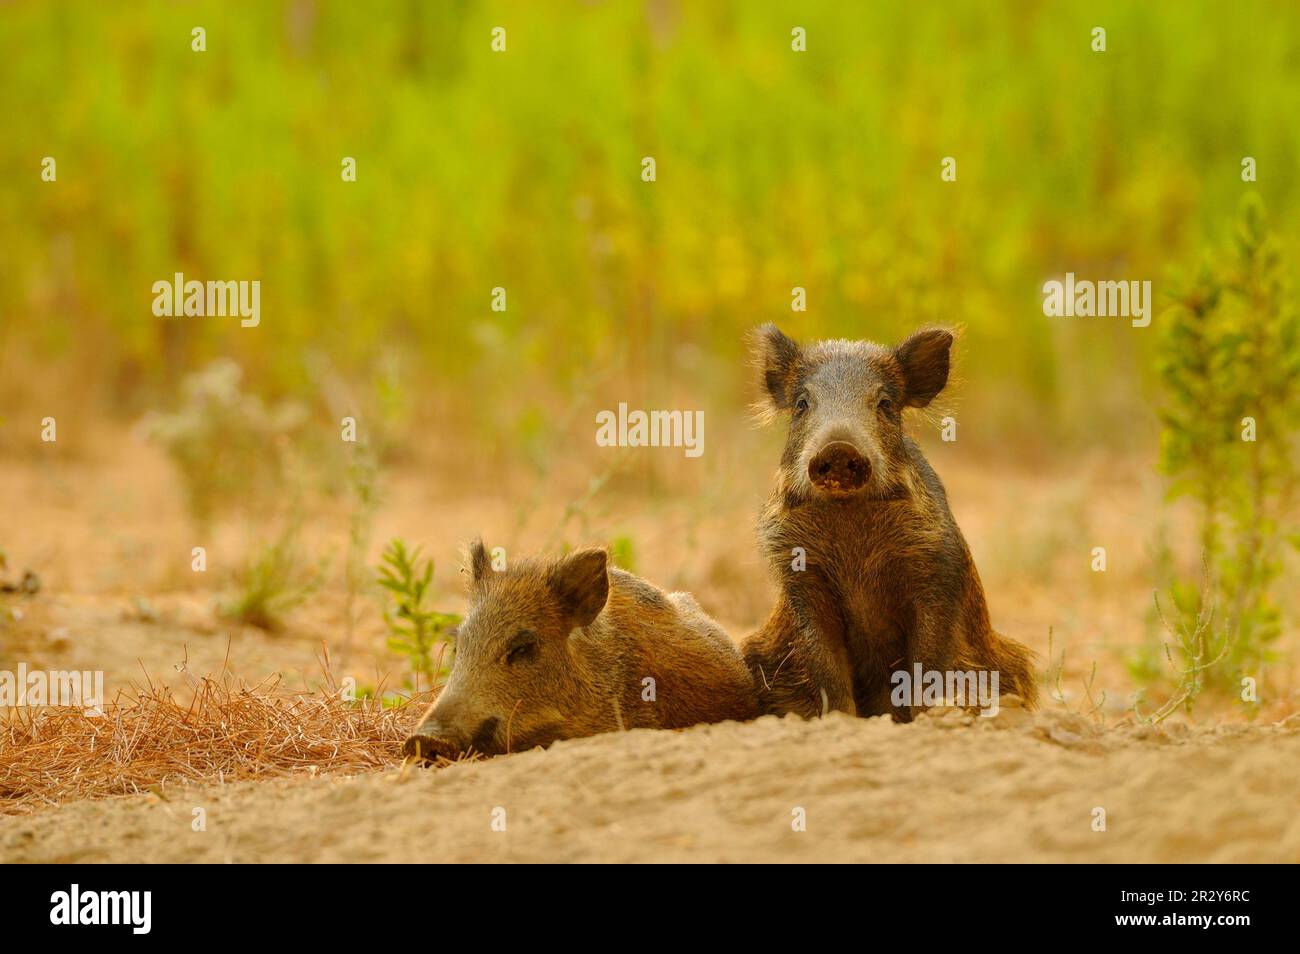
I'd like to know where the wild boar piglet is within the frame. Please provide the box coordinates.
[405,541,757,761]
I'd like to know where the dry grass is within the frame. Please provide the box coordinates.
[0,655,445,815]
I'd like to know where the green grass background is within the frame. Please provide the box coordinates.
[3,0,1297,450]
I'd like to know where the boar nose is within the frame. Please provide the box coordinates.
[809,441,870,494]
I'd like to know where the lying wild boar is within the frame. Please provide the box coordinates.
[742,324,1038,720]
[404,540,757,761]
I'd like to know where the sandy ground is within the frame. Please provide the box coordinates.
[3,706,1298,863]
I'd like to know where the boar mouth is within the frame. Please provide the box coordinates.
[808,441,871,496]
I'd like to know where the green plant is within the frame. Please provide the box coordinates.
[1154,196,1300,689]
[1044,627,1106,722]
[1133,562,1233,724]
[220,518,326,631]
[376,540,459,691]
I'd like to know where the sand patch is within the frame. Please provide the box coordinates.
[3,708,1297,863]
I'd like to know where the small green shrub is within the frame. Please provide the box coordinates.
[1153,196,1300,691]
[376,539,460,692]
[1133,562,1232,723]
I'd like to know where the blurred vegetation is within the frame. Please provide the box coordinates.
[1146,197,1300,693]
[342,434,380,648]
[138,359,306,533]
[608,533,636,572]
[4,0,1300,457]
[219,512,327,630]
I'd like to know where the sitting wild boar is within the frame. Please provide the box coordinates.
[404,540,757,761]
[741,324,1038,721]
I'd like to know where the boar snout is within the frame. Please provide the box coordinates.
[403,725,463,763]
[404,711,503,763]
[808,440,870,495]
[404,692,466,759]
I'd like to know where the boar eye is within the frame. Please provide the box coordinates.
[794,395,810,415]
[505,632,538,666]
[877,397,893,413]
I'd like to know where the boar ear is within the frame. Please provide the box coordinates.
[894,327,953,408]
[466,538,492,589]
[750,323,802,412]
[549,548,609,628]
